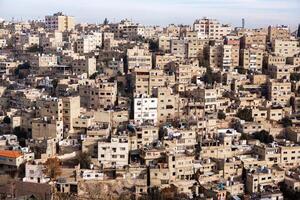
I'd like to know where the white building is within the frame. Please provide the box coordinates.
[23,162,50,183]
[98,136,129,168]
[76,33,102,54]
[193,18,232,40]
[134,94,158,125]
[81,170,104,180]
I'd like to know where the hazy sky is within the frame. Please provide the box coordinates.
[0,0,299,29]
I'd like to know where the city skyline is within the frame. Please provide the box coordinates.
[0,0,299,29]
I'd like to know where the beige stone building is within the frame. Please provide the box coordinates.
[241,33,267,50]
[272,39,300,57]
[246,166,284,194]
[240,48,263,72]
[98,136,129,168]
[132,68,175,95]
[32,117,63,140]
[187,39,209,59]
[72,57,97,77]
[30,54,58,68]
[158,35,171,52]
[127,45,152,72]
[153,87,180,124]
[268,25,290,42]
[268,64,293,80]
[36,96,80,133]
[45,12,75,31]
[267,79,291,106]
[128,126,159,149]
[79,79,117,110]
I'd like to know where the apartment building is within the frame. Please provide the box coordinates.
[222,44,239,70]
[76,33,102,54]
[264,54,286,67]
[39,31,63,49]
[132,68,175,95]
[193,18,232,40]
[153,87,179,124]
[98,136,129,168]
[15,33,39,50]
[191,88,218,112]
[284,170,300,193]
[149,152,195,196]
[187,39,209,59]
[206,44,223,69]
[30,54,58,68]
[267,80,291,106]
[240,33,267,49]
[128,126,159,149]
[253,143,300,168]
[0,61,18,75]
[246,166,284,194]
[32,117,63,140]
[134,94,158,125]
[272,39,300,57]
[36,96,80,132]
[287,55,300,67]
[240,48,263,72]
[268,25,290,43]
[0,150,26,173]
[78,79,117,109]
[45,12,75,31]
[173,61,204,85]
[201,137,233,159]
[158,35,171,52]
[155,54,179,69]
[72,57,97,77]
[268,64,293,80]
[163,128,197,152]
[127,45,152,72]
[170,39,187,58]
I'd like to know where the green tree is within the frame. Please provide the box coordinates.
[13,127,29,147]
[236,108,253,122]
[103,18,109,25]
[217,111,226,120]
[202,67,221,85]
[291,73,300,81]
[279,182,300,200]
[76,152,92,169]
[148,39,159,52]
[3,116,11,124]
[89,72,99,79]
[240,133,251,140]
[27,44,43,53]
[252,130,274,144]
[281,117,292,128]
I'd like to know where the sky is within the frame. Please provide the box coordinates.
[0,0,299,29]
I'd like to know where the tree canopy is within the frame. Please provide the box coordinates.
[281,117,292,128]
[43,157,62,180]
[236,108,253,122]
[217,111,226,120]
[252,130,274,144]
[76,152,92,169]
[3,116,11,124]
